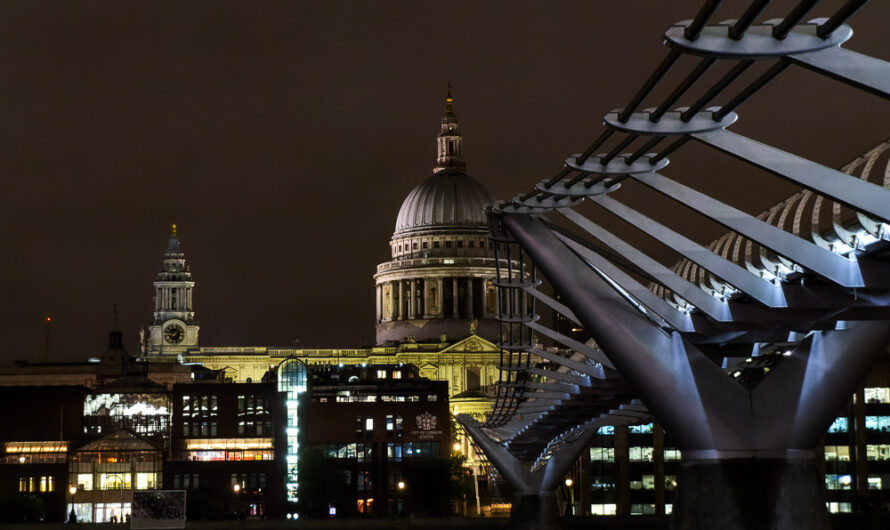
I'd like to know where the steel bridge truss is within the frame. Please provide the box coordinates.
[458,1,890,529]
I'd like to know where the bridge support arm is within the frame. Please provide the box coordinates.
[500,213,749,450]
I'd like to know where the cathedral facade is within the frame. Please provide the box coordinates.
[147,90,500,423]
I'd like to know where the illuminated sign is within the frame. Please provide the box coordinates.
[411,412,443,440]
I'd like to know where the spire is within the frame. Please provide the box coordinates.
[159,224,190,278]
[435,83,466,173]
[166,223,183,256]
[445,82,454,113]
[108,303,125,350]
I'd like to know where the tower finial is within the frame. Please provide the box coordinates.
[435,82,465,172]
[170,223,178,237]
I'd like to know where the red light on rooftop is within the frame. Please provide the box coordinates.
[46,317,52,323]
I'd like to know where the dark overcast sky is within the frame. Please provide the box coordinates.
[0,1,888,361]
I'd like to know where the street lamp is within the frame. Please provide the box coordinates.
[564,477,575,516]
[232,483,245,529]
[67,485,78,523]
[397,481,405,490]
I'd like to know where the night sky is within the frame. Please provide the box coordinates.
[1,1,888,361]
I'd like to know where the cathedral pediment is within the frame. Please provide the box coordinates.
[440,335,499,354]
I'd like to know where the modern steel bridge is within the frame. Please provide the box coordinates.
[457,1,890,528]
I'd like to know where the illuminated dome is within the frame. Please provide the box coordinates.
[374,87,501,345]
[394,169,493,237]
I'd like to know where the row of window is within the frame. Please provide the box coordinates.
[326,394,435,403]
[183,450,273,462]
[589,504,675,516]
[394,238,492,254]
[375,369,403,380]
[18,476,55,493]
[230,472,267,491]
[596,424,655,435]
[590,447,682,463]
[172,474,202,489]
[825,444,890,461]
[182,395,218,416]
[73,472,158,491]
[386,442,439,460]
[181,420,273,437]
[237,395,269,416]
[2,453,67,465]
[828,414,890,433]
[322,443,375,461]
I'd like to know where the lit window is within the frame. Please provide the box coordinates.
[824,445,851,461]
[590,504,617,516]
[825,474,852,490]
[365,418,374,431]
[135,473,157,490]
[867,476,882,490]
[866,444,890,460]
[828,417,848,433]
[596,426,614,435]
[628,446,654,462]
[629,423,653,434]
[865,387,890,404]
[826,502,852,513]
[642,475,655,490]
[76,474,93,491]
[392,371,402,380]
[376,370,387,379]
[589,447,615,463]
[865,416,890,432]
[386,415,394,432]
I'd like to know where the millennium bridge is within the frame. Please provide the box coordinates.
[457,1,890,528]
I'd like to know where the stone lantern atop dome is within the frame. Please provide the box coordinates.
[374,87,501,345]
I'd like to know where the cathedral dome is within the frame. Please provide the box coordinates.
[394,169,493,236]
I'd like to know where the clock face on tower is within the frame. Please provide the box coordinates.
[164,324,185,345]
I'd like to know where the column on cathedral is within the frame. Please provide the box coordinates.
[415,279,424,318]
[467,277,474,319]
[437,278,445,318]
[398,280,405,320]
[387,282,396,322]
[484,280,496,318]
[376,284,382,322]
[408,279,416,319]
[452,278,460,318]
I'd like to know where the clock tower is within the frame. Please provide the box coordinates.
[148,224,199,355]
